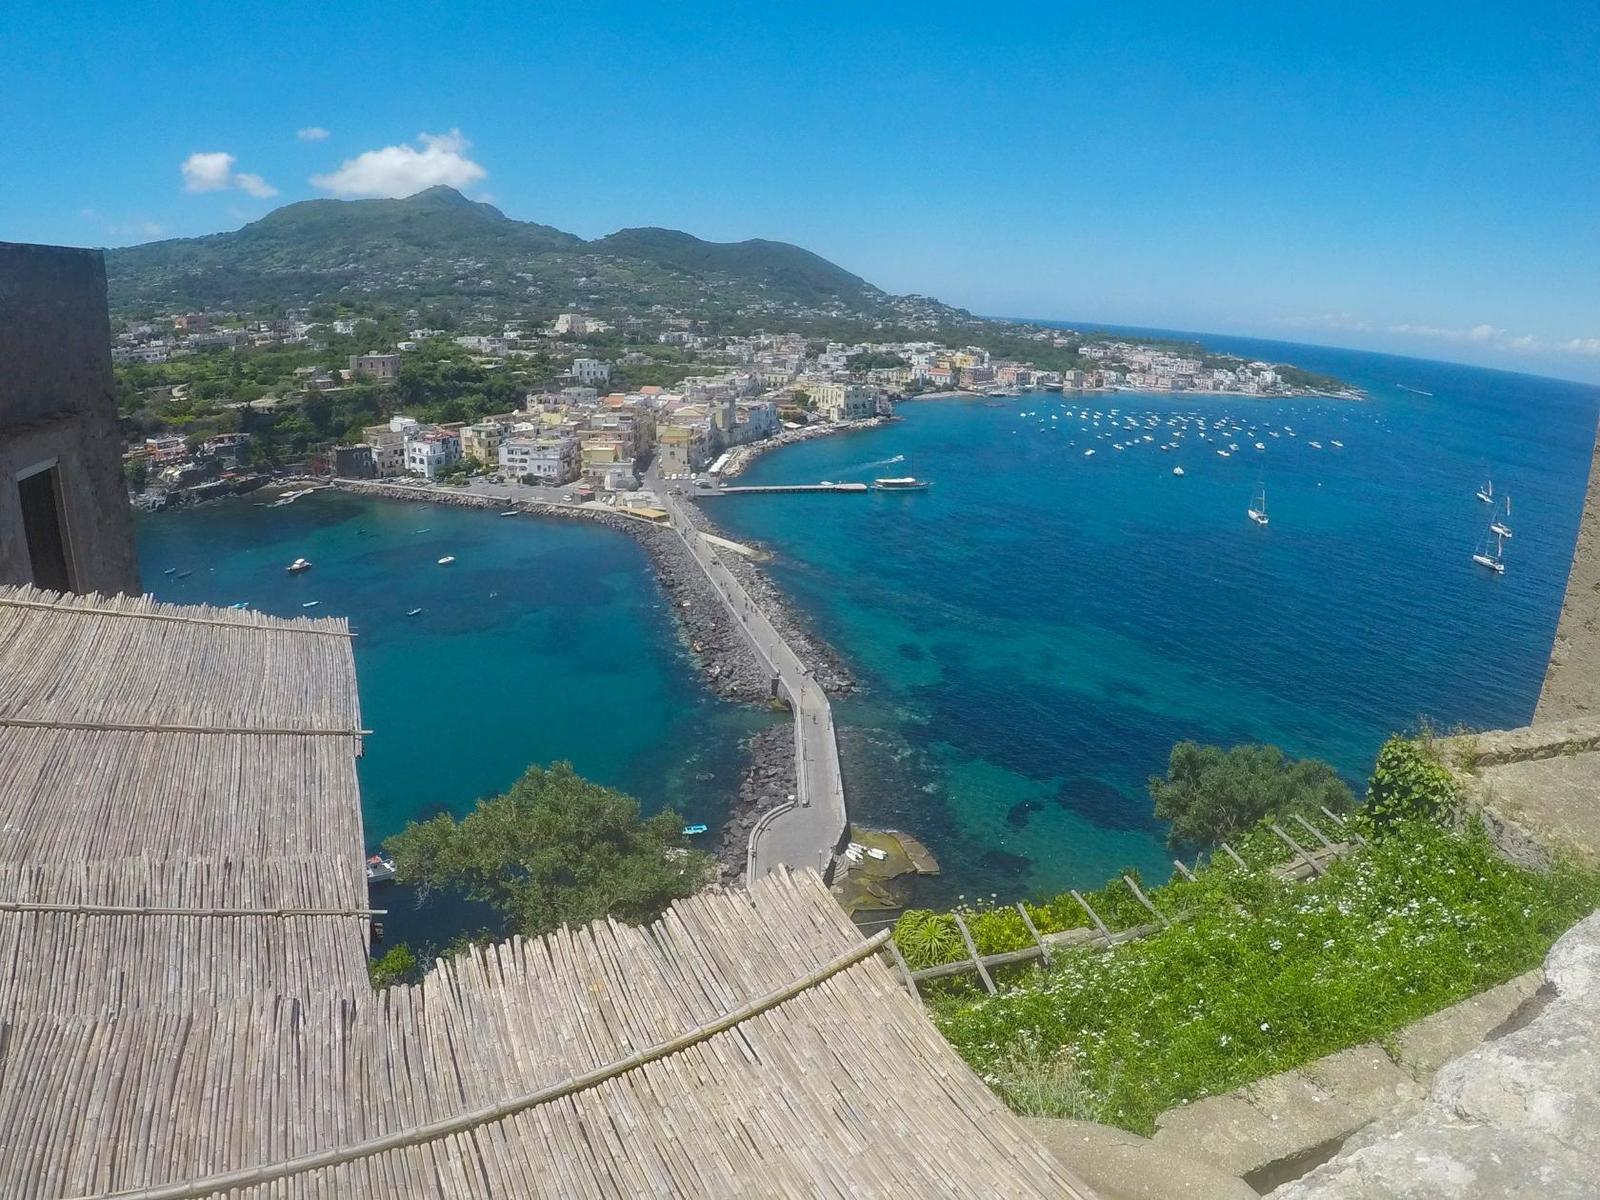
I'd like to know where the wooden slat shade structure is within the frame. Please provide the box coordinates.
[0,585,1088,1199]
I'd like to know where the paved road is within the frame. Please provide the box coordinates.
[648,470,848,880]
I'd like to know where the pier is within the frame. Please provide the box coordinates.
[699,482,868,496]
[650,471,848,881]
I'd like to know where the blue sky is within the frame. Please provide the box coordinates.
[4,2,1598,382]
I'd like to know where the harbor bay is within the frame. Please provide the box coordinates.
[136,335,1600,921]
[710,336,1600,906]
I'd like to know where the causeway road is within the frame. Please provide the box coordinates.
[649,472,848,880]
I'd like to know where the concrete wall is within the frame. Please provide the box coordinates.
[1537,420,1600,721]
[0,242,139,595]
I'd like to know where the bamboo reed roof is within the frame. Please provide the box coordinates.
[0,585,1084,1199]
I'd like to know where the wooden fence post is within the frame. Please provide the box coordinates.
[1015,903,1053,966]
[1070,890,1114,947]
[1122,876,1169,928]
[950,912,997,995]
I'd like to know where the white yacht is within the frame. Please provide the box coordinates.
[286,557,312,574]
[1476,474,1494,504]
[437,555,456,566]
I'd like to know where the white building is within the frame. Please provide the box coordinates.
[499,434,579,484]
[570,358,612,385]
[403,428,462,479]
[812,383,879,422]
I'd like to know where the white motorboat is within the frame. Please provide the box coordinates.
[437,555,456,566]
[286,557,312,574]
[1476,474,1494,504]
[365,854,396,884]
[871,477,931,491]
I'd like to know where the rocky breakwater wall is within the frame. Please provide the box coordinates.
[714,724,797,883]
[676,495,855,695]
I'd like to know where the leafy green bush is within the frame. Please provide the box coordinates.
[934,819,1600,1133]
[1365,737,1460,832]
[1150,742,1354,850]
[368,943,420,988]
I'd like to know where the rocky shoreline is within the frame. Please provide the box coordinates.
[713,723,797,882]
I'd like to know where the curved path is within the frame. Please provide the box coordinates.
[649,471,848,880]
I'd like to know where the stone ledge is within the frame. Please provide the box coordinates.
[1267,910,1600,1197]
[1020,1117,1259,1200]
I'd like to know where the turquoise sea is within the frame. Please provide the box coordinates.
[136,496,767,945]
[710,334,1600,906]
[138,333,1600,927]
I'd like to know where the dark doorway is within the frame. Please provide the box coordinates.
[18,465,74,592]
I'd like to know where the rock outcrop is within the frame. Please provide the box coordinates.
[1268,911,1600,1198]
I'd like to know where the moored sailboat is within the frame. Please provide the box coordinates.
[1490,495,1513,539]
[1247,482,1269,527]
[1472,527,1506,574]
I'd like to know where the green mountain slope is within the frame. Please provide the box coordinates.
[104,187,902,318]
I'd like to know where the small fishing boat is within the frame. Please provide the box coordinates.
[1330,440,1344,448]
[365,854,396,884]
[499,510,519,517]
[162,567,176,575]
[681,824,708,836]
[437,555,456,566]
[286,557,312,574]
[1490,496,1514,539]
[1247,483,1269,527]
[415,527,432,534]
[175,570,193,579]
[406,607,423,617]
[1172,466,1185,476]
[301,600,321,608]
[229,601,249,610]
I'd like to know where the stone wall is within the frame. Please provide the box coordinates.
[0,242,139,595]
[1536,419,1600,721]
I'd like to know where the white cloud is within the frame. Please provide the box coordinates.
[309,128,486,198]
[233,172,278,198]
[181,152,237,192]
[181,151,278,197]
[1468,323,1501,344]
[1564,338,1600,358]
[296,126,330,142]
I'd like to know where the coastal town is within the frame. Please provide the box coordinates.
[117,309,1359,503]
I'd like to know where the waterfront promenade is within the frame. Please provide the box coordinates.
[648,470,849,880]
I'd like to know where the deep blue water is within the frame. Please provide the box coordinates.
[136,494,767,946]
[709,338,1600,907]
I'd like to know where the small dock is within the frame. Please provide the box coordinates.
[702,482,869,496]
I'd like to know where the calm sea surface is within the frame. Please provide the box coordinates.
[136,496,767,945]
[710,335,1600,906]
[139,334,1600,923]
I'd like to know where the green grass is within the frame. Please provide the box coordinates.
[925,818,1600,1134]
